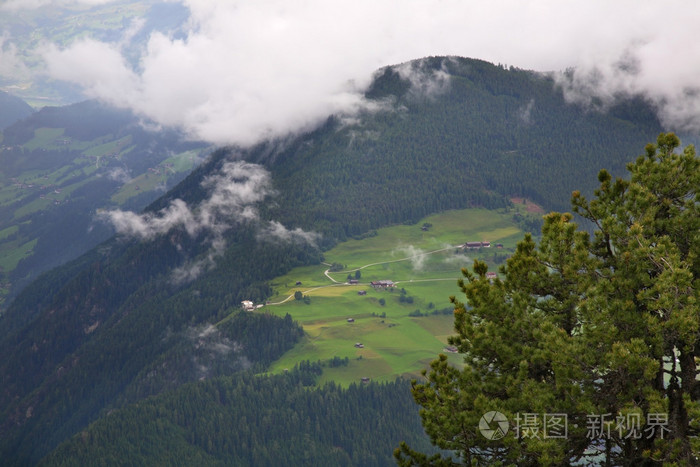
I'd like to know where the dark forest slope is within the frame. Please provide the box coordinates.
[42,374,436,467]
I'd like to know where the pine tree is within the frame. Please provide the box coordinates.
[396,133,699,465]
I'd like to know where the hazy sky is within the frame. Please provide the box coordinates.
[3,0,700,145]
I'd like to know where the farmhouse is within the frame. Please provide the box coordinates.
[463,241,491,250]
[348,279,359,285]
[357,290,367,296]
[241,300,255,311]
[370,280,395,289]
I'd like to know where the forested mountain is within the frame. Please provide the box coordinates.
[259,57,662,239]
[0,56,665,465]
[0,91,34,130]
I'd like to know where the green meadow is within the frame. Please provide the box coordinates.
[111,149,200,204]
[21,128,66,151]
[260,207,535,385]
[0,238,36,272]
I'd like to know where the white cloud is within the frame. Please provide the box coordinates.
[394,59,452,101]
[100,198,197,239]
[395,245,428,272]
[553,32,700,131]
[6,0,700,144]
[444,253,472,267]
[259,220,321,247]
[98,160,273,239]
[0,33,29,79]
[106,167,132,184]
[518,99,535,126]
[42,39,140,105]
[99,159,321,283]
[171,257,211,285]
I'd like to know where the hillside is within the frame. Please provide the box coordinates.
[260,207,528,386]
[0,56,665,464]
[0,91,34,130]
[259,57,661,240]
[0,100,209,308]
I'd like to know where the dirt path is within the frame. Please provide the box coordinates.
[330,245,457,275]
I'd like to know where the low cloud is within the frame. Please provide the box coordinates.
[393,59,452,101]
[0,33,29,79]
[99,160,320,283]
[100,161,273,239]
[258,221,321,247]
[170,257,212,285]
[394,245,428,272]
[106,167,132,184]
[98,161,270,283]
[4,1,700,144]
[100,198,197,240]
[444,253,472,267]
[554,54,700,132]
[518,99,535,125]
[188,323,241,356]
[186,323,250,380]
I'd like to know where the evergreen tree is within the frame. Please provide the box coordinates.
[396,134,699,465]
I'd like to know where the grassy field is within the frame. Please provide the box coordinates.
[83,135,132,158]
[22,128,65,151]
[110,149,201,204]
[0,238,37,272]
[257,207,535,386]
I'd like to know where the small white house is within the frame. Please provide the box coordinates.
[241,300,255,311]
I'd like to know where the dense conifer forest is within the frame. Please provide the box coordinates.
[43,372,438,466]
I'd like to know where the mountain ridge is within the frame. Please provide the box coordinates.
[0,91,34,130]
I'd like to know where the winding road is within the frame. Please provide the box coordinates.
[267,245,461,305]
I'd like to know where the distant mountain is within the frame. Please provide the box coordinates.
[0,91,34,130]
[0,56,664,465]
[0,100,209,308]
